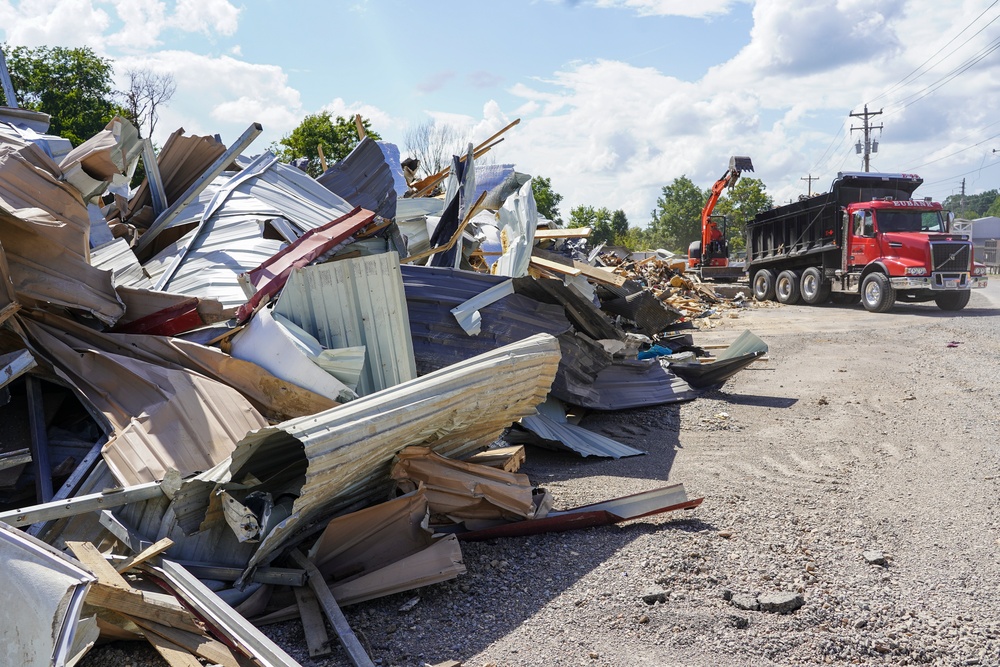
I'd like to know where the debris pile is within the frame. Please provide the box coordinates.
[0,105,765,665]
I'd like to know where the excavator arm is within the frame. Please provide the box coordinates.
[694,155,754,268]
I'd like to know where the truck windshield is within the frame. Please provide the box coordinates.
[876,210,945,233]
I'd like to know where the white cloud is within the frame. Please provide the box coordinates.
[591,0,741,19]
[115,51,303,147]
[168,0,241,36]
[0,0,111,48]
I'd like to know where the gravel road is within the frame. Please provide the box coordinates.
[81,281,1000,667]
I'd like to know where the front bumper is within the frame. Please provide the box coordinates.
[890,272,987,290]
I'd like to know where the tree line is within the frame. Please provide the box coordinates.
[532,174,774,253]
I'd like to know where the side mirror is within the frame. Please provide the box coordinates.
[946,211,955,232]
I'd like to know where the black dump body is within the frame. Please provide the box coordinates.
[746,172,924,271]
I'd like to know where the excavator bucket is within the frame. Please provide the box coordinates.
[729,155,754,173]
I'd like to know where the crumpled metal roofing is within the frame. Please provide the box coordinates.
[585,358,697,410]
[669,329,768,389]
[519,398,644,459]
[89,238,154,289]
[401,264,571,376]
[141,152,355,307]
[317,136,397,220]
[170,333,562,575]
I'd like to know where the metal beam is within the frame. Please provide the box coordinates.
[0,481,164,526]
[25,376,53,503]
[141,138,169,216]
[135,122,262,254]
[157,560,303,667]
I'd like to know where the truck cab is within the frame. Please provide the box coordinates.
[842,198,987,310]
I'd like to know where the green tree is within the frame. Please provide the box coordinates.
[569,205,615,245]
[618,226,648,251]
[610,209,629,240]
[531,175,563,224]
[1,44,118,145]
[275,112,381,177]
[986,194,1000,218]
[714,177,774,251]
[943,189,998,218]
[647,175,704,252]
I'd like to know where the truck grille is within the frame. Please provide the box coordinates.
[931,242,970,272]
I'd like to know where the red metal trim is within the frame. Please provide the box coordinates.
[457,497,703,542]
[112,298,203,337]
[236,206,376,322]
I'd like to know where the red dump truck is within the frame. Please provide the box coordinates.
[746,171,988,312]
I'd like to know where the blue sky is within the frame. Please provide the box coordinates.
[3,0,1000,225]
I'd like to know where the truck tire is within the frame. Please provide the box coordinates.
[934,290,971,311]
[800,267,831,305]
[752,269,776,301]
[775,270,802,304]
[860,272,895,313]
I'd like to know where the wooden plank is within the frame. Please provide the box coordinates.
[529,255,582,277]
[115,537,174,573]
[145,631,204,667]
[67,540,131,589]
[295,583,333,658]
[291,550,374,667]
[401,191,488,264]
[531,247,627,286]
[86,584,204,634]
[535,227,591,239]
[132,618,241,667]
[465,445,526,473]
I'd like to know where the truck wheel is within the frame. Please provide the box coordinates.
[860,273,895,313]
[752,269,776,301]
[775,270,802,304]
[934,290,970,311]
[800,267,831,305]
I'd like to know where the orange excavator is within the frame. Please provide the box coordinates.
[687,155,754,281]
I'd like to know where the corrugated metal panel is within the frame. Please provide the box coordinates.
[584,358,697,410]
[274,252,416,396]
[89,238,154,289]
[401,264,571,376]
[174,333,562,573]
[669,329,768,389]
[317,137,397,220]
[518,412,645,459]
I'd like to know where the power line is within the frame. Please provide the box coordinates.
[885,35,1000,115]
[868,0,1000,106]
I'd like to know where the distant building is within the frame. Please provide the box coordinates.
[954,216,1000,267]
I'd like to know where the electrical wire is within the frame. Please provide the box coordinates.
[868,0,1000,106]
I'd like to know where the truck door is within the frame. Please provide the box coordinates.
[848,209,879,268]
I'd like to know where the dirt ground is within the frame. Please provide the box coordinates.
[81,282,1000,667]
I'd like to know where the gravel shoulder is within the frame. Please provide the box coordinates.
[82,282,1000,667]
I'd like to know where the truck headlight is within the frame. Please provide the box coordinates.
[904,267,927,276]
[974,266,987,276]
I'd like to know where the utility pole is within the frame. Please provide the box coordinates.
[960,178,966,213]
[800,174,818,196]
[850,104,883,172]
